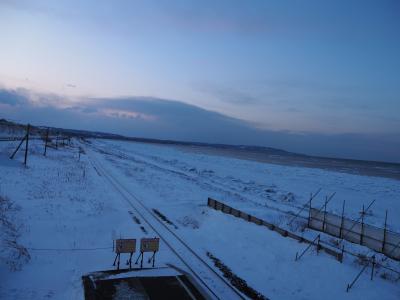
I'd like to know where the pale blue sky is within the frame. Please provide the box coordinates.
[0,1,399,162]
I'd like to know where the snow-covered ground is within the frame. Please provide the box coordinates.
[0,139,185,298]
[0,137,399,299]
[92,139,400,230]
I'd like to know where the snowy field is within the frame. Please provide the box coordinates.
[0,137,399,299]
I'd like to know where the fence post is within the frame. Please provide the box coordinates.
[382,210,388,253]
[339,200,346,238]
[341,199,375,246]
[24,124,30,166]
[360,205,365,245]
[339,244,345,263]
[10,135,27,159]
[322,197,328,231]
[288,188,321,227]
[370,255,376,281]
[346,262,370,292]
[308,193,312,227]
[295,234,321,261]
[44,128,49,156]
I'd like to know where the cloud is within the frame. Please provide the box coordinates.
[0,87,399,163]
[80,106,97,114]
[195,84,260,105]
[0,88,29,106]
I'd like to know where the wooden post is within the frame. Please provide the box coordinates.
[360,205,365,245]
[10,135,27,159]
[339,200,346,238]
[44,128,49,156]
[370,255,375,280]
[288,188,321,227]
[322,196,328,232]
[382,210,388,253]
[340,244,345,263]
[24,124,30,165]
[308,193,312,227]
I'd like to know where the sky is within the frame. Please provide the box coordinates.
[0,0,399,162]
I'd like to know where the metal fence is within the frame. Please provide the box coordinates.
[309,208,400,260]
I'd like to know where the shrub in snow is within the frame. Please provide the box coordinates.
[207,252,268,300]
[279,192,295,202]
[380,271,399,282]
[0,195,30,271]
[354,253,369,267]
[288,220,307,232]
[179,216,200,229]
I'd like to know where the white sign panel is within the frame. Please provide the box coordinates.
[115,239,136,254]
[140,238,160,252]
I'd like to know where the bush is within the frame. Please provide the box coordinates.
[0,195,30,271]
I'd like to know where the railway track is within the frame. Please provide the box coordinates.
[86,147,246,300]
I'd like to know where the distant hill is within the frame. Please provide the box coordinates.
[0,118,293,155]
[1,118,399,180]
